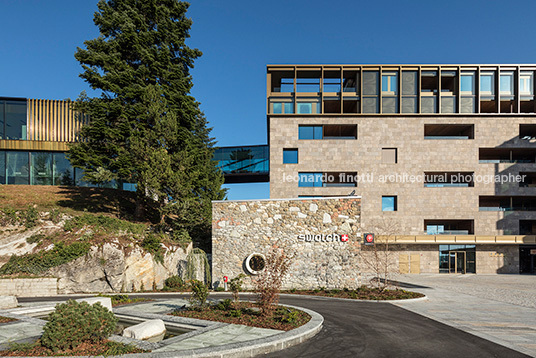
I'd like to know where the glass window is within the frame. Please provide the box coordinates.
[480,72,495,95]
[4,100,27,140]
[299,172,323,187]
[0,151,4,184]
[427,225,444,235]
[297,101,320,114]
[31,152,53,185]
[271,102,294,114]
[53,152,74,185]
[500,72,514,95]
[298,125,322,140]
[520,72,534,95]
[382,72,398,95]
[6,151,29,185]
[283,149,298,164]
[0,102,4,139]
[461,73,475,94]
[382,196,397,211]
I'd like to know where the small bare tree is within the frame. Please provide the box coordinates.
[252,241,295,316]
[355,217,400,291]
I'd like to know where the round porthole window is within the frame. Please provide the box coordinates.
[245,253,266,275]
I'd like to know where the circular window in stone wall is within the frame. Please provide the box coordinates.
[245,253,266,275]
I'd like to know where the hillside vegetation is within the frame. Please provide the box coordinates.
[0,185,190,278]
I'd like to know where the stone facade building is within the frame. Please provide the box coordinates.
[265,64,536,275]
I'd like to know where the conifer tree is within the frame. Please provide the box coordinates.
[69,0,225,249]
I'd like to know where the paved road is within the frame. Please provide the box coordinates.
[19,293,529,358]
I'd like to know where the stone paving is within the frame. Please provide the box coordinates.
[394,274,536,358]
[153,324,281,352]
[0,321,43,343]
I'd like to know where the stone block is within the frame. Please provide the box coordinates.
[76,297,113,312]
[122,319,166,341]
[0,296,18,309]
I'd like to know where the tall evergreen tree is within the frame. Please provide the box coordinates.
[69,0,226,250]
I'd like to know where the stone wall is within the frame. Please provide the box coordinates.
[476,245,519,274]
[0,278,58,297]
[212,197,361,289]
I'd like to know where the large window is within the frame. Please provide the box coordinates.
[0,99,27,140]
[298,172,357,187]
[6,151,29,184]
[425,220,473,235]
[0,151,75,186]
[298,125,323,140]
[298,125,357,140]
[439,245,476,274]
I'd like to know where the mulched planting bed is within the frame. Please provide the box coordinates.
[282,287,424,300]
[170,301,310,331]
[0,339,145,357]
[0,316,17,324]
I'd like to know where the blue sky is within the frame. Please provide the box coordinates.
[1,0,536,199]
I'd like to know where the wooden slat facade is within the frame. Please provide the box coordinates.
[25,98,89,144]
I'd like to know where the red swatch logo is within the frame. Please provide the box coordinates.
[341,234,349,242]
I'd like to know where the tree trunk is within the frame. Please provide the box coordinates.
[135,194,144,221]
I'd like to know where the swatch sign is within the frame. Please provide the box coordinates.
[298,233,349,243]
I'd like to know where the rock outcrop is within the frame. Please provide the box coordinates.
[48,242,191,294]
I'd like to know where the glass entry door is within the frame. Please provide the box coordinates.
[449,251,466,274]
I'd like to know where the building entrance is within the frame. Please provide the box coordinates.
[449,251,466,273]
[439,245,476,274]
[520,245,536,274]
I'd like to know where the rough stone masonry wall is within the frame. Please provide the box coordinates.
[212,197,361,290]
[0,278,58,297]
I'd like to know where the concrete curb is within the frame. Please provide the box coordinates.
[0,302,323,358]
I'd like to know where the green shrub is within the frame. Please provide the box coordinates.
[49,208,61,224]
[41,300,117,351]
[215,298,233,311]
[26,234,45,244]
[189,279,209,308]
[229,309,242,318]
[0,207,18,225]
[277,308,299,323]
[164,275,184,290]
[0,241,91,275]
[214,286,225,292]
[141,234,164,264]
[229,273,246,302]
[24,206,39,228]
